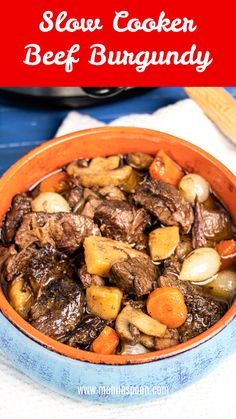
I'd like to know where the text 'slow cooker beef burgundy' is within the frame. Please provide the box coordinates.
[0,150,235,355]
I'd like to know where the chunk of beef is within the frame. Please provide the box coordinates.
[163,256,181,279]
[3,244,74,294]
[122,295,146,312]
[133,178,193,233]
[109,256,158,297]
[79,264,104,288]
[26,246,74,294]
[30,277,84,340]
[63,185,83,210]
[4,244,78,324]
[0,245,15,270]
[81,196,102,219]
[155,328,179,350]
[1,194,32,245]
[175,238,192,261]
[3,246,36,282]
[134,235,149,252]
[192,200,232,248]
[0,245,17,287]
[159,273,227,342]
[66,315,106,348]
[94,200,151,247]
[15,212,100,254]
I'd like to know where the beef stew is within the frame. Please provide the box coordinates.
[0,151,235,355]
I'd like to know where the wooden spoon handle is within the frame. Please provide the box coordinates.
[184,87,236,145]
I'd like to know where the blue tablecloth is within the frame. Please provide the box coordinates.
[0,87,235,176]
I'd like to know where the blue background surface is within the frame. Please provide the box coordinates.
[0,87,235,176]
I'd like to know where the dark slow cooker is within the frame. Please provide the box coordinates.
[0,87,152,107]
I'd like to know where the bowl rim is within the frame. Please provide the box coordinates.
[0,126,235,365]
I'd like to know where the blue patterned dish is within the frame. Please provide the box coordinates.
[0,127,235,403]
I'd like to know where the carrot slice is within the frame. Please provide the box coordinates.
[92,326,119,355]
[147,287,187,328]
[215,240,236,270]
[39,171,69,193]
[149,150,184,186]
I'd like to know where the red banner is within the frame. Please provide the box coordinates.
[0,0,235,86]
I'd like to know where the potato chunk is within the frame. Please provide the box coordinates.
[84,236,148,277]
[149,226,180,261]
[8,278,33,319]
[86,286,123,320]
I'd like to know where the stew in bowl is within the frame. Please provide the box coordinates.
[0,140,235,357]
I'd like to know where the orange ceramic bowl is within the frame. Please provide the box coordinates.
[0,127,235,403]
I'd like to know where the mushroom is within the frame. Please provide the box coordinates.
[138,329,179,351]
[115,305,167,344]
[67,156,134,189]
[67,164,133,188]
[99,186,126,201]
[89,156,120,170]
[127,152,154,171]
[139,333,156,349]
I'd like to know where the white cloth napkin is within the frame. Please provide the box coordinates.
[56,99,236,175]
[1,98,235,419]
